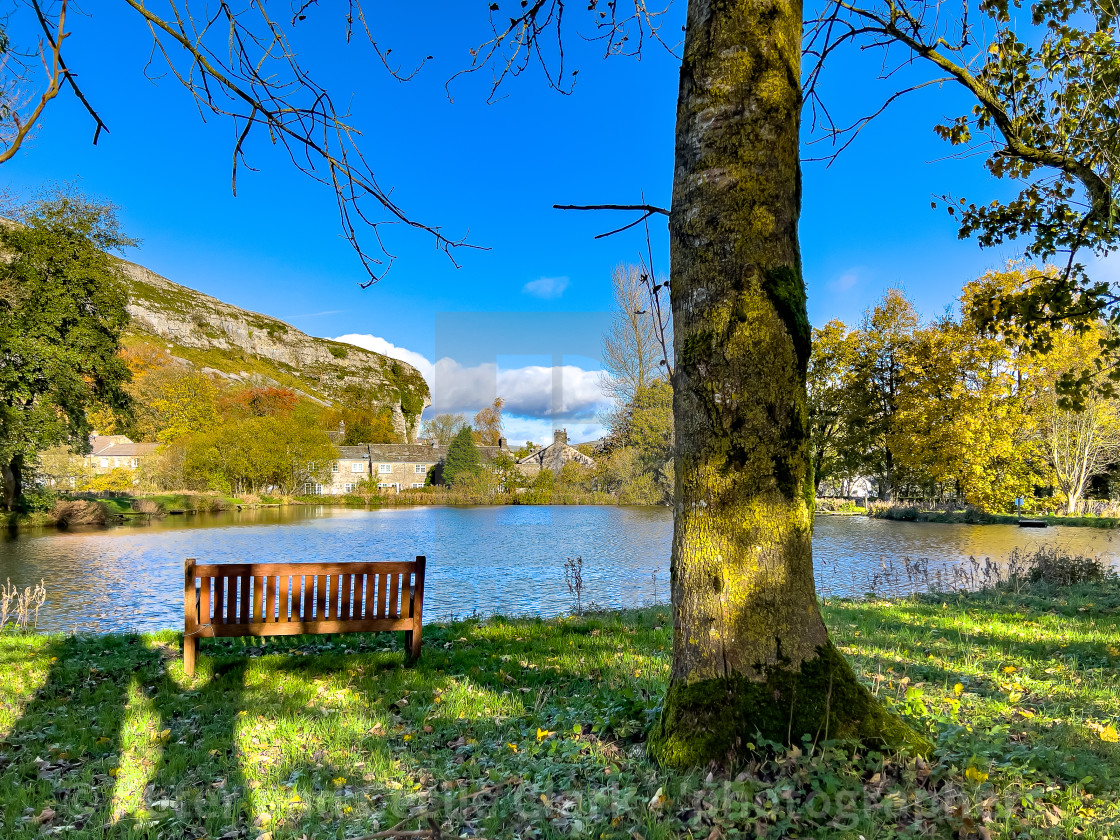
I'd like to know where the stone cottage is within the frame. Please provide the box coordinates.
[516,429,595,477]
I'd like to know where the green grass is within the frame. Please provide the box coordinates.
[869,505,1120,528]
[2,584,1119,839]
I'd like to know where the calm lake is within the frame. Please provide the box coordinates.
[2,506,1118,634]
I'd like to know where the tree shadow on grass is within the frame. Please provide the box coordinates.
[120,655,250,840]
[0,634,157,838]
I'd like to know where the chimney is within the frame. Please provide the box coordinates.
[498,436,507,450]
[553,429,567,446]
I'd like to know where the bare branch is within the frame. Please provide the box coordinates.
[119,0,485,285]
[0,0,69,165]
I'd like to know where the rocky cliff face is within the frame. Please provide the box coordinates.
[117,259,429,441]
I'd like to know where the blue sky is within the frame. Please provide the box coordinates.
[4,2,1113,444]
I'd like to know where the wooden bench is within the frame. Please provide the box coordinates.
[183,556,426,676]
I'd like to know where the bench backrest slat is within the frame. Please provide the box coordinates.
[186,559,425,634]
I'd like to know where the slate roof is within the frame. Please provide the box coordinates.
[89,435,134,454]
[367,444,446,462]
[338,445,373,460]
[362,443,511,463]
[94,442,160,458]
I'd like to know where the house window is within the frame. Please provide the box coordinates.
[305,483,324,495]
[344,483,356,493]
[379,463,392,474]
[411,483,424,489]
[352,462,366,473]
[99,458,109,468]
[332,463,339,473]
[377,482,394,489]
[132,459,140,468]
[414,463,426,474]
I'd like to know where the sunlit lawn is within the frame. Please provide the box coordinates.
[2,582,1118,839]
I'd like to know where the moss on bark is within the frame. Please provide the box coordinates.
[656,0,924,768]
[648,641,933,768]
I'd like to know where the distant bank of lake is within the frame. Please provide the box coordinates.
[2,507,1117,634]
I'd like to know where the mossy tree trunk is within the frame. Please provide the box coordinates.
[647,0,928,767]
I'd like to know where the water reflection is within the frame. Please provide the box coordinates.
[1,507,1116,633]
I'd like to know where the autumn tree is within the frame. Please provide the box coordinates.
[1029,328,1120,513]
[323,404,398,445]
[890,317,1042,511]
[130,365,220,444]
[473,398,505,446]
[421,413,468,446]
[0,189,133,510]
[219,386,299,419]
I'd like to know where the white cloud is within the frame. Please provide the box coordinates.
[334,334,435,383]
[331,333,609,423]
[431,359,607,417]
[522,276,570,299]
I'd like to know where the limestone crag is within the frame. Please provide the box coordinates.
[117,259,429,441]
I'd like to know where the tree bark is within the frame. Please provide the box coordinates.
[648,0,928,767]
[1,454,24,512]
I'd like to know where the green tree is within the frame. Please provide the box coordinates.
[647,4,925,765]
[0,189,133,510]
[844,290,921,501]
[807,320,860,493]
[442,426,483,486]
[181,406,337,495]
[808,0,1119,388]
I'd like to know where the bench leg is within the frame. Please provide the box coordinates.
[405,623,422,666]
[183,634,198,677]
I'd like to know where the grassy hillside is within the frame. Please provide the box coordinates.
[117,258,429,431]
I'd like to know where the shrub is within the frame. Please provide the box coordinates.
[51,499,110,529]
[131,498,165,516]
[194,495,231,513]
[1023,545,1111,586]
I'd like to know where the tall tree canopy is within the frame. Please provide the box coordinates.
[0,189,133,510]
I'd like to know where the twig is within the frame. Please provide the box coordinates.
[0,0,69,164]
[554,202,669,216]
